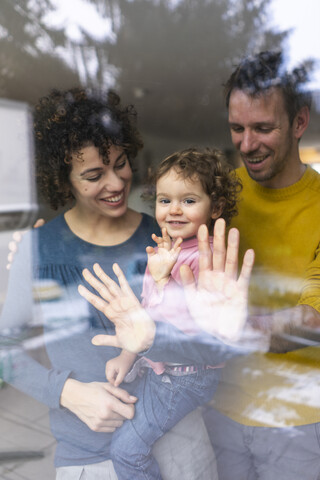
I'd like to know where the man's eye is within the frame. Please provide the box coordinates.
[256,127,272,133]
[230,125,243,133]
[86,175,102,182]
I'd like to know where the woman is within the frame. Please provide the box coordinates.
[1,88,218,479]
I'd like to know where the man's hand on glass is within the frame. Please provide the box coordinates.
[180,219,254,342]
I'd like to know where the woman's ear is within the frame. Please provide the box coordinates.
[211,198,226,220]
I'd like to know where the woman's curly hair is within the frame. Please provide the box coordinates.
[147,147,242,229]
[34,87,143,209]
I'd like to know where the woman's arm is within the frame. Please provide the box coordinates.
[1,231,137,431]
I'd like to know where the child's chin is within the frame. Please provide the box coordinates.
[169,233,182,240]
[173,233,197,241]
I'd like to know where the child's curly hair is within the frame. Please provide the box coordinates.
[34,87,143,210]
[149,147,242,228]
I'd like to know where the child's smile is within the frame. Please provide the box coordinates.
[155,168,218,239]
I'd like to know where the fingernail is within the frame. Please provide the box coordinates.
[113,263,119,273]
[229,228,239,243]
[215,218,225,235]
[246,249,255,263]
[198,224,208,240]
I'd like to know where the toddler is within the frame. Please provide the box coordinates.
[103,148,241,479]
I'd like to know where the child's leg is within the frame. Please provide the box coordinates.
[110,369,172,480]
[110,368,219,480]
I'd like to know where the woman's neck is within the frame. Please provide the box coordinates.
[64,207,142,246]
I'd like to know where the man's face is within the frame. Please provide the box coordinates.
[228,88,299,188]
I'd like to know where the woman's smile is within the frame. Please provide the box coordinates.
[69,144,132,219]
[99,190,125,205]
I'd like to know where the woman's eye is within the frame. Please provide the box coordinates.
[114,159,127,170]
[86,175,101,182]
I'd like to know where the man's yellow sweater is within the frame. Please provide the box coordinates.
[211,165,320,427]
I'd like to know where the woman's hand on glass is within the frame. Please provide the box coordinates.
[78,263,156,353]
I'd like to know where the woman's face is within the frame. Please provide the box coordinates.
[69,144,132,219]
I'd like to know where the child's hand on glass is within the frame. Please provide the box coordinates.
[146,228,183,288]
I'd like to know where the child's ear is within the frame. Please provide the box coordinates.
[211,198,226,220]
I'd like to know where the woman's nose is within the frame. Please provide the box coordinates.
[102,170,125,191]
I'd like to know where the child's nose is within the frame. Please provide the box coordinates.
[169,202,182,215]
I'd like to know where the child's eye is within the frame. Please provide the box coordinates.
[158,198,170,204]
[184,198,196,204]
[86,175,102,182]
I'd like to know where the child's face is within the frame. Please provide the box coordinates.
[155,169,218,239]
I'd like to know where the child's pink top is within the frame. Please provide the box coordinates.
[141,236,216,374]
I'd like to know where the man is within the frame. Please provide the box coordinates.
[204,51,320,479]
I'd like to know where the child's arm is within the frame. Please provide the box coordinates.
[105,350,137,387]
[146,228,183,290]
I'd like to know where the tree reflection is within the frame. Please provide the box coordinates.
[107,0,287,144]
[1,0,286,143]
[0,0,80,102]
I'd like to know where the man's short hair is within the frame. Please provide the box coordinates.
[224,51,312,124]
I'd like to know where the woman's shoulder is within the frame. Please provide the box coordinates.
[123,212,159,255]
[131,213,160,244]
[35,214,66,238]
[34,213,80,264]
[139,213,160,236]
